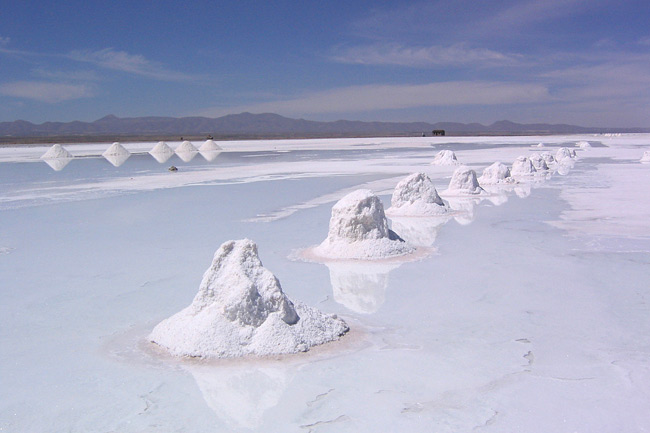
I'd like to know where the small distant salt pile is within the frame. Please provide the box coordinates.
[477,162,515,185]
[312,189,414,260]
[150,239,348,358]
[149,141,174,163]
[40,144,73,171]
[443,166,485,195]
[555,147,577,162]
[385,172,448,217]
[576,140,592,149]
[529,153,549,171]
[175,140,199,162]
[510,156,537,176]
[199,139,223,162]
[535,142,545,148]
[640,151,650,163]
[430,149,459,166]
[102,142,130,167]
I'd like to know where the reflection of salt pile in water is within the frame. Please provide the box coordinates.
[442,166,485,195]
[529,153,549,171]
[576,140,592,149]
[326,261,401,313]
[477,162,515,185]
[386,172,448,216]
[150,239,348,358]
[640,151,650,163]
[390,215,451,247]
[430,149,459,166]
[175,140,199,162]
[199,139,223,161]
[313,189,414,260]
[102,142,130,167]
[186,364,288,430]
[149,141,174,163]
[40,144,73,171]
[510,156,537,177]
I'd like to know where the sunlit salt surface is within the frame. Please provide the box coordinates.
[1,134,649,432]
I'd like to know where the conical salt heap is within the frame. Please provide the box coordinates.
[150,239,348,358]
[149,141,175,163]
[529,153,549,171]
[510,156,537,176]
[199,139,223,152]
[176,140,199,162]
[41,144,72,160]
[102,142,130,167]
[641,151,650,163]
[386,172,448,216]
[477,162,515,185]
[444,166,484,195]
[556,147,577,162]
[313,189,413,260]
[430,149,459,166]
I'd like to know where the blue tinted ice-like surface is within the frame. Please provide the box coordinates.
[1,136,649,432]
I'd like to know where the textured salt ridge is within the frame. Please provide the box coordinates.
[41,144,72,160]
[150,239,348,358]
[443,166,485,195]
[199,139,223,152]
[386,172,449,217]
[313,189,414,260]
[430,149,459,166]
[640,151,650,163]
[477,162,515,185]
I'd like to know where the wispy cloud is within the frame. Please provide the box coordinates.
[67,48,199,82]
[201,81,549,117]
[330,43,517,67]
[0,81,94,103]
[32,68,101,82]
[0,36,9,47]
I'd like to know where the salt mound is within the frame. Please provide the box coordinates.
[640,151,650,163]
[444,166,484,195]
[386,172,448,216]
[102,142,130,167]
[510,156,537,176]
[576,140,591,149]
[430,150,459,166]
[176,140,199,162]
[199,139,223,152]
[149,141,174,163]
[535,142,544,148]
[41,144,72,160]
[540,151,556,165]
[150,239,348,358]
[529,153,549,171]
[477,162,515,185]
[313,189,414,260]
[556,147,577,162]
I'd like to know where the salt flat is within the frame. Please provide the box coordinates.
[0,134,649,432]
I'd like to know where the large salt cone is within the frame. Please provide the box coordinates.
[477,162,514,185]
[430,149,459,166]
[444,166,484,195]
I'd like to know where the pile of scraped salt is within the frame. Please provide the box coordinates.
[102,142,130,167]
[150,239,348,358]
[199,139,223,152]
[41,144,72,160]
[149,141,175,163]
[477,162,515,185]
[640,151,650,163]
[443,166,485,195]
[510,156,538,176]
[430,149,459,166]
[386,172,448,216]
[540,151,556,165]
[529,153,549,171]
[312,189,414,260]
[556,147,577,162]
[576,140,592,149]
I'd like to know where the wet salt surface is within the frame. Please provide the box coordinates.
[1,135,649,432]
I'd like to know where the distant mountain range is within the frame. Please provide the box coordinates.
[1,112,648,141]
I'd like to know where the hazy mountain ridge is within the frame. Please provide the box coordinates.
[1,112,647,138]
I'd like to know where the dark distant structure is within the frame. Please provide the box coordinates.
[432,129,445,136]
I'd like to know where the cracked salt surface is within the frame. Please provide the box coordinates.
[1,134,649,432]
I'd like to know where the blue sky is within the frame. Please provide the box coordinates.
[1,0,649,126]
